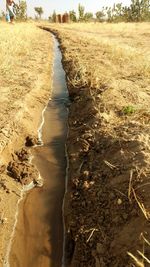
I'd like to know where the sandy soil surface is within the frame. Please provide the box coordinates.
[0,23,53,266]
[42,23,150,267]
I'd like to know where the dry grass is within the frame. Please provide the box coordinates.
[46,23,150,147]
[128,170,150,220]
[0,21,53,157]
[132,188,150,221]
[0,22,52,133]
[0,22,46,76]
[57,22,150,56]
[48,22,150,117]
[49,22,150,84]
[128,233,150,267]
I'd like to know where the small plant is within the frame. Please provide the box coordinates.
[122,105,136,115]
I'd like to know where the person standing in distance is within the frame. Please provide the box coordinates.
[6,0,18,23]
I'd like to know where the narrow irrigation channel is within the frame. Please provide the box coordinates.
[9,37,69,267]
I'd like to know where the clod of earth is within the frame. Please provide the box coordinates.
[7,148,41,186]
[14,148,31,161]
[25,135,39,147]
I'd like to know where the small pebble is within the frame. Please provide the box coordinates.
[117,198,122,205]
[83,170,89,178]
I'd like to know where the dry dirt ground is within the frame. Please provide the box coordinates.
[42,23,150,267]
[0,22,53,266]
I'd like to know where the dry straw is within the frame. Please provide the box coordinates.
[127,233,150,267]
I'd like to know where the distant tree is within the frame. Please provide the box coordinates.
[96,0,150,22]
[34,7,43,19]
[78,4,85,21]
[121,6,130,21]
[69,10,77,22]
[52,10,57,22]
[115,3,123,16]
[126,0,150,21]
[48,15,52,22]
[106,6,113,22]
[112,3,124,22]
[17,0,27,20]
[84,12,93,21]
[96,11,105,22]
[130,0,141,21]
[141,0,150,20]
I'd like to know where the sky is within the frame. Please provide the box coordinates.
[0,0,131,18]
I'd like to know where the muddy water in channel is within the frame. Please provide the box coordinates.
[10,38,69,267]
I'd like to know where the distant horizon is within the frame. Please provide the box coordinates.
[0,0,131,18]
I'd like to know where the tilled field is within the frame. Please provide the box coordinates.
[43,23,150,267]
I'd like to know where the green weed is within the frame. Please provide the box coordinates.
[123,105,136,115]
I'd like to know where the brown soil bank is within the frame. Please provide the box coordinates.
[0,23,53,265]
[42,24,150,267]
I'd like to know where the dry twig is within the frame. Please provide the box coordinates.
[86,228,98,243]
[77,161,84,175]
[137,250,150,264]
[103,160,117,170]
[132,188,150,220]
[128,169,133,202]
[128,232,150,267]
[127,252,144,267]
[141,233,150,247]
